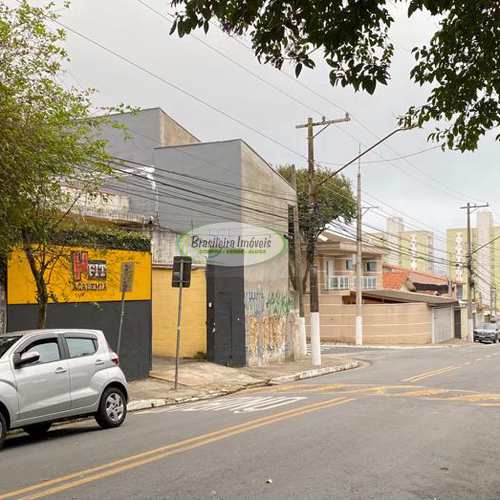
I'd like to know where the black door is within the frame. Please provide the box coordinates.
[454,308,462,338]
[206,264,246,367]
[213,292,233,365]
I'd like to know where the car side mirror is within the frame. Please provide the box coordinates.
[14,351,40,368]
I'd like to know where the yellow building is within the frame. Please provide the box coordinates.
[7,244,152,380]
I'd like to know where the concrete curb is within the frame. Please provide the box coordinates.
[127,360,360,412]
[266,360,360,385]
[127,382,266,412]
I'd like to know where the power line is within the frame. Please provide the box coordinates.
[107,161,289,221]
[138,0,479,204]
[50,6,465,240]
[111,155,296,202]
[48,16,312,165]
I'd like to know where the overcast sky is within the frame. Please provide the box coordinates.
[48,0,498,246]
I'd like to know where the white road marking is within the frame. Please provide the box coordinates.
[136,396,307,415]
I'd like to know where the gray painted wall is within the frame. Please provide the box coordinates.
[98,108,199,218]
[8,301,152,380]
[239,143,297,365]
[152,140,242,232]
[99,111,298,366]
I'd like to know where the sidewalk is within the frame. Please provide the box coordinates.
[323,338,470,349]
[128,356,359,411]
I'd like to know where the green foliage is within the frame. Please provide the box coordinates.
[0,1,113,257]
[0,1,130,327]
[53,226,151,252]
[170,0,499,152]
[277,164,356,245]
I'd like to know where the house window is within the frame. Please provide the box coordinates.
[362,276,377,289]
[346,259,353,271]
[330,276,350,290]
[326,259,350,289]
[365,261,377,272]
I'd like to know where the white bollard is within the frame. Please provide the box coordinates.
[355,315,363,346]
[310,311,321,366]
[298,316,307,358]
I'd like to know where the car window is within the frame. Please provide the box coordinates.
[479,323,495,330]
[0,336,20,359]
[66,337,97,358]
[23,339,61,364]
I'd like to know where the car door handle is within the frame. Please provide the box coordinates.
[95,359,105,365]
[55,367,67,374]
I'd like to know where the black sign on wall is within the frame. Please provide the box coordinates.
[172,256,192,288]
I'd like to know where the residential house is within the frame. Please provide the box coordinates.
[306,230,461,345]
[317,231,385,294]
[383,264,456,297]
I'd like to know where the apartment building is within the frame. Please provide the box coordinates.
[305,231,460,344]
[370,216,434,273]
[447,210,498,314]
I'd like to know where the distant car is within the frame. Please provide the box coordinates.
[0,329,127,449]
[473,322,500,344]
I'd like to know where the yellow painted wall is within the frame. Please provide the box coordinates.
[8,247,151,304]
[152,267,206,358]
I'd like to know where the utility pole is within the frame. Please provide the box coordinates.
[355,146,363,345]
[290,166,306,358]
[296,114,351,366]
[461,202,489,341]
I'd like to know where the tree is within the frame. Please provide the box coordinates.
[0,1,121,328]
[278,164,356,291]
[170,0,500,152]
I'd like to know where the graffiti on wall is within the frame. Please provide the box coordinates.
[244,290,293,318]
[244,290,295,366]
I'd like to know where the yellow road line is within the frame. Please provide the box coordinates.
[402,366,458,383]
[409,367,459,382]
[401,366,455,382]
[0,397,353,500]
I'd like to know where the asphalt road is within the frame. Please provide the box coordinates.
[3,343,500,499]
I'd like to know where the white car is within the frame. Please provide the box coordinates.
[0,329,128,449]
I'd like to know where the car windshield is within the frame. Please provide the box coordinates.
[479,323,496,330]
[0,335,20,358]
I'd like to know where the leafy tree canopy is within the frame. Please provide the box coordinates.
[277,164,356,246]
[0,1,129,327]
[170,0,500,152]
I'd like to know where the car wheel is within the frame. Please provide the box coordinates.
[0,411,7,450]
[23,422,52,438]
[95,387,127,429]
